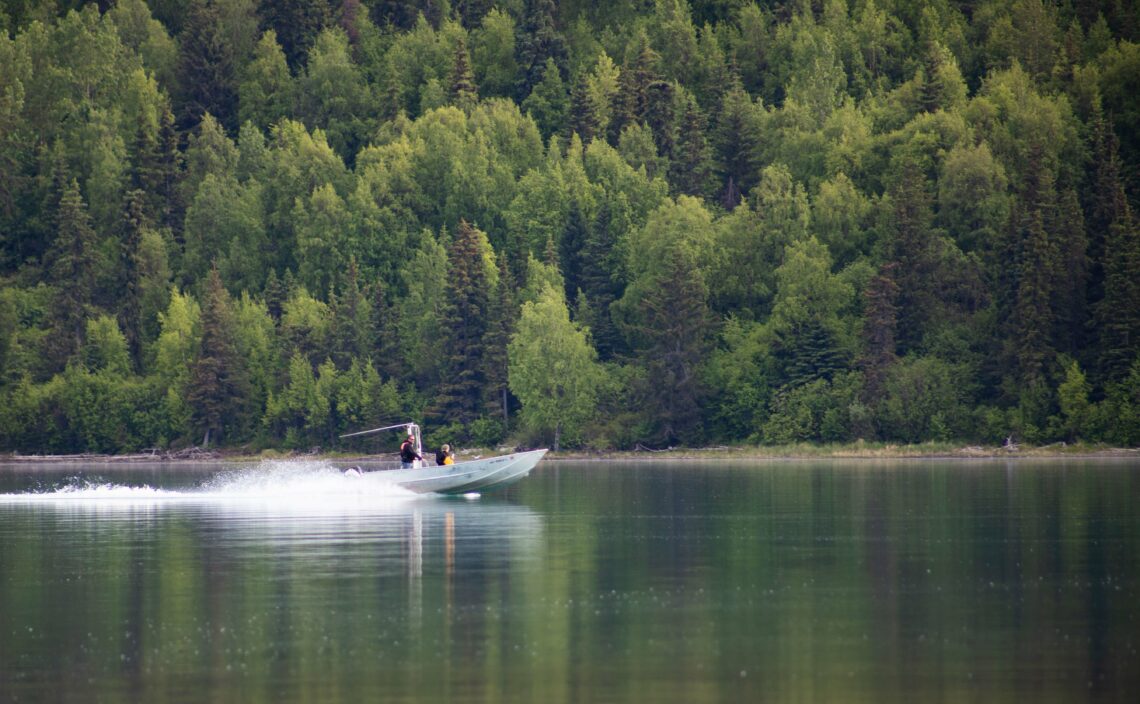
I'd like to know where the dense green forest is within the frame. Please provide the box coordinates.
[0,0,1138,453]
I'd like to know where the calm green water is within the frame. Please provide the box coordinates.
[1,458,1137,703]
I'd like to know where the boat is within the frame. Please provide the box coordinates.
[339,422,548,495]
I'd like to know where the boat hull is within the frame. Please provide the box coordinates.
[354,449,548,495]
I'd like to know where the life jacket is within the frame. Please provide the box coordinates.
[443,455,454,465]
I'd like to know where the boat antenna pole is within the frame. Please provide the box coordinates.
[339,422,418,439]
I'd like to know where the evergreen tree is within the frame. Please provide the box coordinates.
[239,29,295,132]
[482,256,516,426]
[329,258,371,369]
[514,0,566,101]
[558,202,589,307]
[177,0,240,132]
[449,35,478,111]
[1008,143,1060,387]
[368,277,404,380]
[644,80,677,163]
[1053,185,1088,357]
[1097,200,1140,381]
[670,94,715,199]
[432,220,492,428]
[257,0,332,70]
[631,249,712,444]
[129,109,162,216]
[884,160,939,355]
[187,264,250,446]
[154,102,185,234]
[918,40,945,114]
[47,179,98,365]
[577,201,625,360]
[608,31,659,143]
[769,237,853,389]
[264,268,286,323]
[119,189,148,370]
[542,231,560,271]
[456,0,494,30]
[1086,109,1127,310]
[859,262,900,402]
[569,71,600,144]
[522,57,569,139]
[712,78,761,199]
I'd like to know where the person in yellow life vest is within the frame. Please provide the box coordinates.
[435,443,454,466]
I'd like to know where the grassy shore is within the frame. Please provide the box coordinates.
[546,440,1139,460]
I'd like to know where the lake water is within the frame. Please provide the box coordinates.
[1,457,1137,703]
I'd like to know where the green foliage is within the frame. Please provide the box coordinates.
[3,1,1140,453]
[760,371,863,445]
[522,57,569,139]
[83,315,131,376]
[433,220,494,428]
[509,283,603,450]
[238,30,294,132]
[470,9,518,99]
[876,354,971,443]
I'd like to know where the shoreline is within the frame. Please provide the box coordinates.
[2,442,1138,464]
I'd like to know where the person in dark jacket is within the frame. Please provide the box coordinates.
[399,433,422,468]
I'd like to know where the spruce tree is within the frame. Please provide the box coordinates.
[712,78,760,198]
[559,203,588,307]
[1097,200,1140,380]
[187,264,250,446]
[330,258,369,369]
[577,202,624,360]
[432,220,491,429]
[918,40,944,114]
[645,80,676,163]
[177,0,239,132]
[1008,143,1060,386]
[859,262,900,402]
[449,35,478,111]
[1053,185,1089,357]
[368,278,404,380]
[631,249,713,444]
[119,189,148,371]
[569,71,600,144]
[47,179,98,364]
[608,31,659,144]
[521,57,569,139]
[482,256,516,426]
[257,0,332,71]
[457,0,494,30]
[264,268,286,323]
[155,103,185,235]
[1086,110,1127,311]
[670,94,715,199]
[515,0,566,101]
[884,161,939,355]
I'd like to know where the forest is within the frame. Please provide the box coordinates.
[0,0,1138,453]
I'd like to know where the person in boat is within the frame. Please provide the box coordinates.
[399,433,422,468]
[435,444,454,466]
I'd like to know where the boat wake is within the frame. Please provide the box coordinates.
[0,460,419,506]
